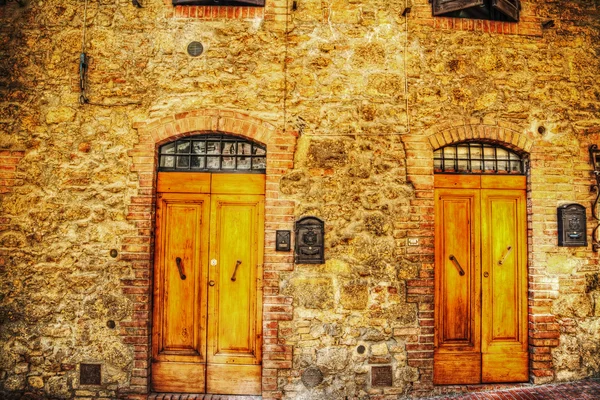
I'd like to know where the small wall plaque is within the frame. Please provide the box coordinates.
[558,203,587,247]
[371,365,392,387]
[301,367,323,388]
[276,230,291,251]
[295,216,324,264]
[80,363,101,385]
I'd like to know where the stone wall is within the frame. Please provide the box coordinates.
[1,0,599,399]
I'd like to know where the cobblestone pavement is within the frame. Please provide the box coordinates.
[429,378,600,399]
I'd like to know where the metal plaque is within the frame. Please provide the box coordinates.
[301,367,323,388]
[558,203,587,247]
[80,363,101,385]
[371,365,392,387]
[294,216,325,264]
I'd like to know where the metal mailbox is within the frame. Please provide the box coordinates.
[294,216,324,264]
[558,203,587,247]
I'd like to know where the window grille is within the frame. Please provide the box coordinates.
[158,134,266,173]
[434,142,525,174]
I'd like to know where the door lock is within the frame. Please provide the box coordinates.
[483,272,489,278]
[209,280,215,286]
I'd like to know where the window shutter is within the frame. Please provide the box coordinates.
[173,0,265,6]
[432,0,484,16]
[492,0,520,22]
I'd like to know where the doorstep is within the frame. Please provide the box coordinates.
[148,395,261,400]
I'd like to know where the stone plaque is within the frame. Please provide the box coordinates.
[301,367,323,388]
[371,365,392,387]
[80,363,101,385]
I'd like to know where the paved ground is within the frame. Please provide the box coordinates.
[429,378,600,399]
[148,379,600,399]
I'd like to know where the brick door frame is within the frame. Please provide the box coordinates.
[122,109,297,399]
[404,121,558,396]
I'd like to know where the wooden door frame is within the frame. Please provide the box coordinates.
[124,111,298,399]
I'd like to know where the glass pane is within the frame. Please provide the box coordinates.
[483,146,495,159]
[471,159,482,172]
[160,155,175,168]
[222,142,236,155]
[191,156,205,169]
[509,152,520,160]
[253,146,266,156]
[434,158,442,171]
[192,141,206,154]
[252,157,266,170]
[470,145,482,159]
[162,143,176,154]
[177,141,190,154]
[484,160,495,171]
[457,145,469,159]
[497,160,508,171]
[238,157,251,170]
[511,161,522,172]
[238,143,252,156]
[457,159,469,171]
[207,157,220,169]
[207,141,220,155]
[222,156,235,169]
[443,146,456,158]
[177,156,190,169]
[496,147,508,160]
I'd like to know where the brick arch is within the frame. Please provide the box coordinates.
[426,121,534,154]
[122,109,297,399]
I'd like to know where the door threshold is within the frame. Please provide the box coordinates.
[149,394,262,400]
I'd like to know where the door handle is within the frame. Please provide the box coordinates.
[498,246,512,265]
[175,257,186,280]
[449,255,466,276]
[230,260,242,282]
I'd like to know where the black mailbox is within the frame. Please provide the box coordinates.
[295,216,325,264]
[558,203,587,247]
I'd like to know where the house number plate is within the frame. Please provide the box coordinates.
[371,365,392,387]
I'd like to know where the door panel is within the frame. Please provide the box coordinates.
[152,193,210,392]
[207,194,264,394]
[434,178,528,385]
[481,190,528,382]
[434,189,481,384]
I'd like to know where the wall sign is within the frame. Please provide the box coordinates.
[294,216,324,264]
[557,203,587,247]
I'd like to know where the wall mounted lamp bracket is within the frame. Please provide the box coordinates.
[589,145,600,251]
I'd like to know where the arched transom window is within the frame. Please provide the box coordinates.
[434,142,526,174]
[158,134,266,173]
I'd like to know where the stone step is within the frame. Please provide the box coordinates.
[148,395,262,400]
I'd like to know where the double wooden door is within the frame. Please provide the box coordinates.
[434,175,528,384]
[152,172,264,394]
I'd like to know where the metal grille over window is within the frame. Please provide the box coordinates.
[434,142,525,174]
[158,135,266,173]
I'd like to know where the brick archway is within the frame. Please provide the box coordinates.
[121,109,297,399]
[404,121,559,396]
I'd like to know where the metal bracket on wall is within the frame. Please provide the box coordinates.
[588,145,600,251]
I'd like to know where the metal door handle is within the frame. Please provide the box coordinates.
[449,255,466,276]
[175,257,186,280]
[230,260,242,282]
[498,246,513,265]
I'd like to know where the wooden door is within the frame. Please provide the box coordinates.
[434,175,528,385]
[152,173,264,394]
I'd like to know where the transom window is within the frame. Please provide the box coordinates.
[434,142,526,174]
[431,0,520,22]
[158,134,266,173]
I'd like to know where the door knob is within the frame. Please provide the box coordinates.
[483,272,489,278]
[209,280,215,286]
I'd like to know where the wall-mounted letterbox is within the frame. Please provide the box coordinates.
[295,216,325,264]
[558,203,587,247]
